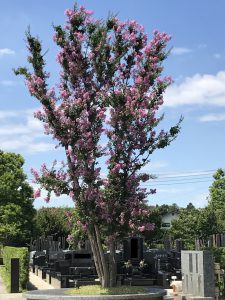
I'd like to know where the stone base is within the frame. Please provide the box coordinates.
[124,278,155,286]
[187,298,214,300]
[176,293,214,300]
[23,287,166,300]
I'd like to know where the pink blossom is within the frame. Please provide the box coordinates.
[69,191,74,199]
[44,196,50,203]
[135,77,142,84]
[64,9,74,18]
[139,109,148,118]
[112,163,122,173]
[66,234,73,242]
[138,225,145,232]
[139,174,149,182]
[33,189,41,198]
[83,92,90,100]
[75,98,82,105]
[31,168,40,181]
[145,223,155,231]
[84,9,93,15]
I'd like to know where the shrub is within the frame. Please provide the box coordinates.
[210,247,225,269]
[2,246,29,292]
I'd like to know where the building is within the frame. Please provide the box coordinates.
[161,211,179,228]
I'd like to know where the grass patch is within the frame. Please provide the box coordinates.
[66,285,147,295]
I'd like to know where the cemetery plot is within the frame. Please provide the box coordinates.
[30,235,182,288]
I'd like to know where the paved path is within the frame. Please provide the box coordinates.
[0,266,22,299]
[0,271,53,300]
[0,269,174,300]
[0,272,23,299]
[27,272,54,290]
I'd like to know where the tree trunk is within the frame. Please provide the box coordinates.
[109,239,117,287]
[94,224,110,288]
[87,224,110,288]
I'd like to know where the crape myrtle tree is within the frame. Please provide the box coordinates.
[15,4,181,287]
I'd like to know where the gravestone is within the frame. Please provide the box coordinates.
[123,237,143,262]
[163,234,171,250]
[175,239,184,252]
[216,234,221,247]
[178,251,215,300]
[11,258,19,293]
[194,239,200,251]
[207,236,213,248]
[221,234,225,247]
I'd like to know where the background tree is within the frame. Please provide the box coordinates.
[168,170,225,250]
[0,150,35,246]
[35,207,72,239]
[157,203,180,215]
[200,168,225,235]
[186,202,195,211]
[197,206,221,241]
[213,208,225,233]
[170,204,199,249]
[66,208,88,250]
[170,202,221,249]
[208,168,225,210]
[15,4,181,287]
[143,206,163,247]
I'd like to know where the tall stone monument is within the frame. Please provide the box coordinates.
[178,251,215,300]
[10,258,19,293]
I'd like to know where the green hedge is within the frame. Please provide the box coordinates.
[2,246,29,292]
[0,244,3,256]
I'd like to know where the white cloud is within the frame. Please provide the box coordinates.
[213,53,222,59]
[0,125,31,135]
[0,111,18,119]
[142,161,169,173]
[0,109,55,154]
[165,71,225,106]
[0,80,16,86]
[171,47,192,55]
[0,48,15,57]
[27,142,56,154]
[199,112,225,122]
[0,133,55,154]
[27,116,44,131]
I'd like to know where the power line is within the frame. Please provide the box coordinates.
[25,168,219,186]
[154,169,216,175]
[148,175,212,183]
[142,179,213,186]
[153,170,216,179]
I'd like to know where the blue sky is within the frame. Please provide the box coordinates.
[1,0,225,209]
